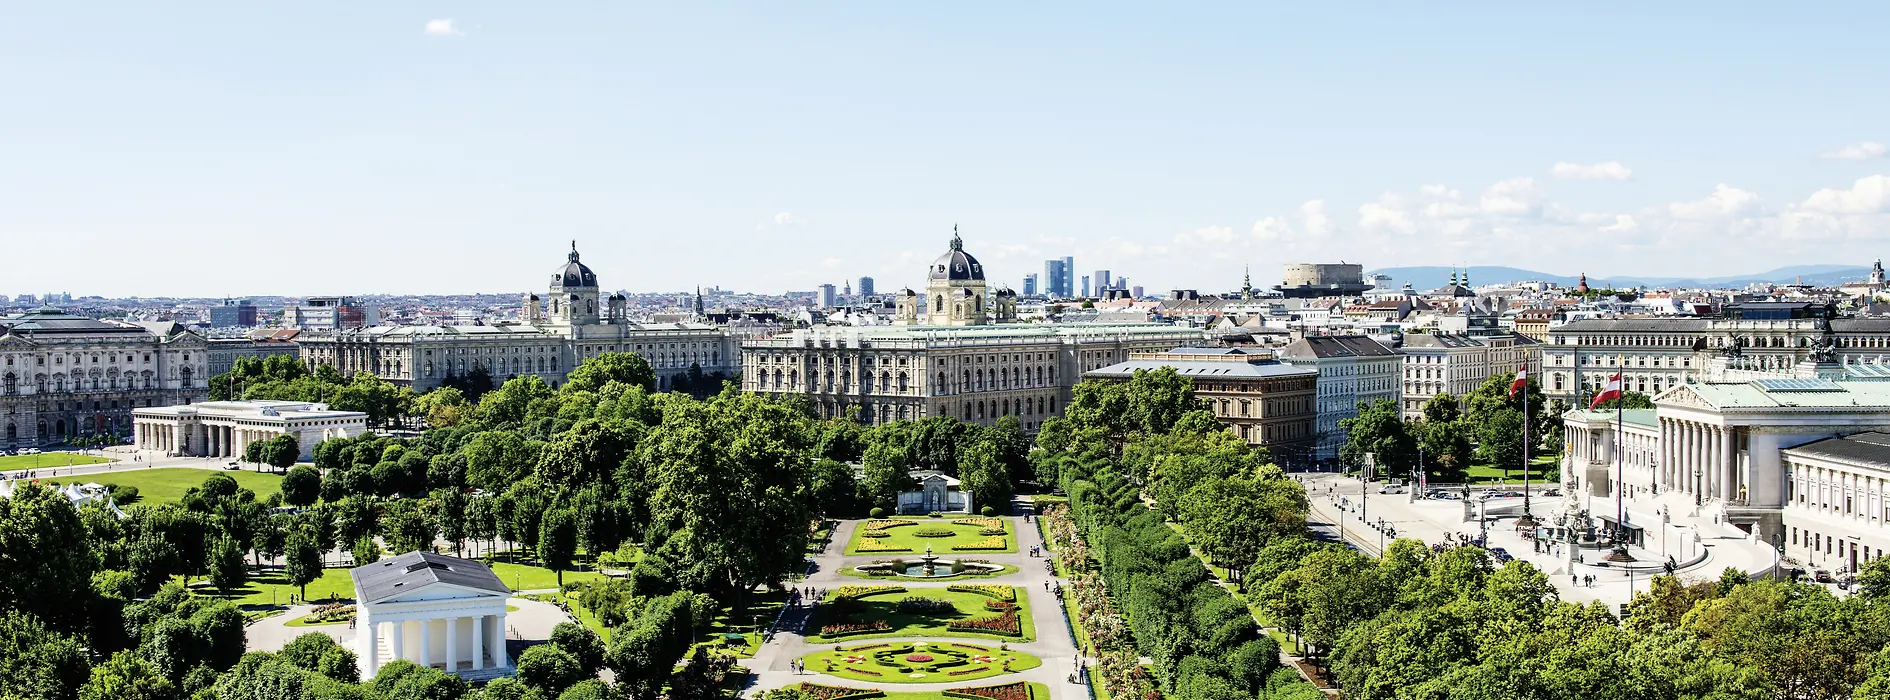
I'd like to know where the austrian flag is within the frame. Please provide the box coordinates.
[1508,367,1528,398]
[1589,372,1624,409]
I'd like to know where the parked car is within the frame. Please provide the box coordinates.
[1379,482,1406,494]
[1489,547,1515,563]
[1816,569,1835,583]
[1542,489,1562,497]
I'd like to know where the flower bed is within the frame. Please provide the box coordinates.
[905,654,934,663]
[951,643,991,651]
[979,527,1007,536]
[834,585,905,600]
[948,584,1016,602]
[896,596,955,614]
[821,621,892,637]
[945,681,1032,700]
[301,603,356,625]
[948,612,1022,636]
[984,600,1017,612]
[913,527,958,537]
[951,536,1007,551]
[946,666,994,677]
[797,683,885,700]
[856,539,910,552]
[960,518,1005,530]
[861,519,913,530]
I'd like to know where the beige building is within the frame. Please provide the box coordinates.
[1,307,209,448]
[742,232,1200,429]
[300,244,736,392]
[133,399,367,460]
[1086,348,1318,457]
[1398,332,1541,419]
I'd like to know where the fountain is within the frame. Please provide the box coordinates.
[921,545,938,576]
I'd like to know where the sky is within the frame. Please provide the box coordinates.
[4,3,1889,298]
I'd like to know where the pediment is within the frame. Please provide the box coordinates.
[0,334,36,347]
[373,581,509,605]
[1654,384,1715,410]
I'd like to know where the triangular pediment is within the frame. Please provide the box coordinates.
[374,581,509,605]
[0,334,36,348]
[1653,383,1715,410]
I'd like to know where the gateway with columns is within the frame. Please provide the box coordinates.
[131,400,367,461]
[352,551,512,680]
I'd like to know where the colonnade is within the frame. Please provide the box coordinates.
[360,612,507,676]
[132,420,279,458]
[1659,417,1740,503]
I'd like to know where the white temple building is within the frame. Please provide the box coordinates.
[132,400,366,460]
[351,551,512,681]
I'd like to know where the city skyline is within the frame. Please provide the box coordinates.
[5,4,1889,297]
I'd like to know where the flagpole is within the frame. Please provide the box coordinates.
[1517,367,1536,528]
[1607,355,1634,562]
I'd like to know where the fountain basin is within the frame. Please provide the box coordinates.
[856,558,1005,578]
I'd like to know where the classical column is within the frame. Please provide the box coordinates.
[471,615,484,670]
[445,617,458,672]
[390,619,405,667]
[363,617,379,676]
[1722,427,1737,502]
[420,619,433,669]
[490,614,507,667]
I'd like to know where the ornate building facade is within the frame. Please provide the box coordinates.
[298,244,737,392]
[0,307,209,447]
[744,231,1200,429]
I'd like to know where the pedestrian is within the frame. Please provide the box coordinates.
[1571,575,1577,586]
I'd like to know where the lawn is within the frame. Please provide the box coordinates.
[194,554,599,608]
[42,467,282,504]
[794,682,1051,700]
[1465,456,1562,485]
[550,587,780,661]
[802,640,1040,683]
[846,517,1016,556]
[839,564,1019,582]
[809,586,1034,643]
[0,452,115,471]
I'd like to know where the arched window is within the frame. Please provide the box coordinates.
[937,372,947,395]
[963,402,972,419]
[2,373,13,395]
[977,402,986,419]
[935,296,944,314]
[898,372,909,393]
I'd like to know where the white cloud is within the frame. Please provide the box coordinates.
[819,257,842,269]
[1250,216,1291,242]
[1598,214,1638,233]
[1667,184,1763,220]
[1821,141,1886,161]
[1801,174,1890,215]
[424,19,463,36]
[1479,177,1544,217]
[1551,161,1634,181]
[773,211,804,226]
[1300,200,1332,237]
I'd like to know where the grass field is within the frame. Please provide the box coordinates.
[800,682,1050,700]
[0,452,115,471]
[1465,456,1562,485]
[802,640,1041,683]
[42,467,283,504]
[839,564,1020,582]
[846,517,1016,556]
[195,554,602,607]
[809,586,1034,644]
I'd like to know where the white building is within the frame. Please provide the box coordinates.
[1277,335,1403,461]
[898,471,971,514]
[1398,332,1541,419]
[353,551,511,681]
[132,400,367,460]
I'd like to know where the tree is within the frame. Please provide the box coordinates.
[539,508,579,587]
[1337,399,1414,476]
[808,459,859,518]
[262,434,300,473]
[381,499,438,556]
[515,644,585,697]
[284,528,323,600]
[607,591,695,700]
[78,650,174,700]
[564,352,658,394]
[0,610,92,700]
[990,416,1033,486]
[281,465,321,507]
[417,386,472,428]
[242,440,265,466]
[1591,391,1655,411]
[1474,408,1525,475]
[0,482,98,632]
[209,536,248,596]
[352,536,382,566]
[861,438,914,508]
[549,622,607,675]
[956,439,1014,513]
[1414,419,1472,483]
[1178,475,1305,577]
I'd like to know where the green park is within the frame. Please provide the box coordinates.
[44,466,284,504]
[809,585,1034,644]
[845,517,1016,555]
[0,451,114,471]
[799,641,1041,683]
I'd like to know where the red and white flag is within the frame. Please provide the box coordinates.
[1508,367,1528,398]
[1589,372,1623,409]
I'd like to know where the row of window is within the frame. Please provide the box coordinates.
[3,351,177,367]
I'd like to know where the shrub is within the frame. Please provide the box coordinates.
[979,528,1006,536]
[928,512,942,518]
[945,681,1031,700]
[861,530,891,538]
[960,518,1004,530]
[820,621,892,637]
[980,506,996,516]
[984,600,1017,612]
[856,539,910,553]
[913,527,956,538]
[896,597,955,615]
[797,682,885,700]
[834,585,905,600]
[869,507,887,518]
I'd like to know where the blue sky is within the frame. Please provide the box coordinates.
[4,3,1888,298]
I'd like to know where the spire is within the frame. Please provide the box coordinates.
[1449,267,1458,286]
[1241,264,1253,299]
[950,224,963,251]
[1461,266,1469,288]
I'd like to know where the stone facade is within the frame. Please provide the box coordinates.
[1542,314,1890,404]
[1399,332,1541,419]
[1277,335,1402,461]
[133,400,367,460]
[1086,348,1318,459]
[299,245,737,392]
[0,308,208,448]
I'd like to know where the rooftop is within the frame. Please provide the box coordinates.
[1658,380,1890,410]
[1277,335,1399,359]
[351,551,508,605]
[1783,432,1890,471]
[1085,356,1316,381]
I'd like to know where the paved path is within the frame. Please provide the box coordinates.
[744,507,1089,700]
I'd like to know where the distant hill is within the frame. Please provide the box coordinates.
[1367,264,1874,291]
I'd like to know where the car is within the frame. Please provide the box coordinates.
[1490,549,1515,563]
[1816,569,1835,583]
[1379,483,1406,494]
[1542,489,1562,497]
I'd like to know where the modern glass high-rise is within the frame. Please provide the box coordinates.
[1022,273,1038,296]
[1043,257,1076,297]
[859,276,875,297]
[818,284,837,309]
[1081,275,1091,297]
[1093,270,1112,291]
